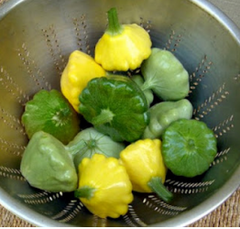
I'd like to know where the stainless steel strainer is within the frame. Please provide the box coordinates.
[0,0,240,227]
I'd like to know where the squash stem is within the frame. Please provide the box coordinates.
[74,186,96,200]
[141,78,156,91]
[106,7,123,35]
[148,177,173,203]
[67,140,87,157]
[92,109,115,126]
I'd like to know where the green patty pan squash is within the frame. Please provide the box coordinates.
[21,89,80,144]
[20,131,80,192]
[143,99,193,139]
[162,119,217,177]
[68,127,125,168]
[141,48,190,101]
[79,75,149,142]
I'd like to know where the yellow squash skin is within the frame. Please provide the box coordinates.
[95,24,151,71]
[120,139,167,193]
[77,154,133,219]
[94,8,152,71]
[61,50,106,112]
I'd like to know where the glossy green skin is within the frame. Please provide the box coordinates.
[20,131,78,192]
[141,48,189,101]
[162,119,217,177]
[131,74,154,107]
[22,89,80,144]
[79,75,149,142]
[68,127,125,168]
[143,99,193,139]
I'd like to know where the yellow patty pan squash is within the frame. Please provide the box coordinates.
[95,8,152,71]
[61,50,106,112]
[75,154,133,218]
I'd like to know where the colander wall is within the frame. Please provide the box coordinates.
[0,0,239,227]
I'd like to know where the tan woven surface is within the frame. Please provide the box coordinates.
[0,0,240,227]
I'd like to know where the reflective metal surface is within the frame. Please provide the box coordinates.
[0,0,239,226]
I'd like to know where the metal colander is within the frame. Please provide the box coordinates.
[0,0,240,227]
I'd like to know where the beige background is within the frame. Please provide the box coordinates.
[0,0,239,227]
